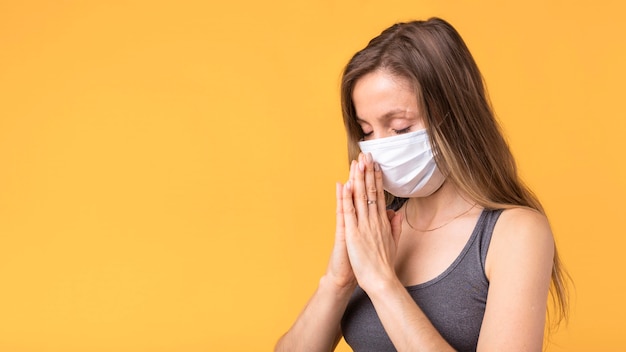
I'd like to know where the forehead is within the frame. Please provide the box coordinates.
[352,70,420,122]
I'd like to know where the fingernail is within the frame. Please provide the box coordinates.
[366,152,373,163]
[374,162,380,171]
[358,159,365,171]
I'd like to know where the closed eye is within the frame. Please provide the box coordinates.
[394,127,411,134]
[361,131,373,140]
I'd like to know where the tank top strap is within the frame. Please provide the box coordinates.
[477,208,504,272]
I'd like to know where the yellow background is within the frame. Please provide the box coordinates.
[1,1,624,351]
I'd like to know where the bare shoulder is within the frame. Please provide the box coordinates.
[494,207,553,244]
[485,207,555,279]
[479,207,556,349]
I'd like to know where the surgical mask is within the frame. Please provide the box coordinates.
[358,129,446,198]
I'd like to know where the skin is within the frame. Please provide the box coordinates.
[275,69,554,351]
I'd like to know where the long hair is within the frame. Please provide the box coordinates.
[340,17,569,326]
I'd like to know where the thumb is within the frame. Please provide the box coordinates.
[387,209,403,244]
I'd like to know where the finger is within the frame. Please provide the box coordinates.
[335,182,345,238]
[374,161,387,215]
[352,153,369,220]
[342,180,358,235]
[364,153,379,217]
[390,210,404,245]
[349,159,357,185]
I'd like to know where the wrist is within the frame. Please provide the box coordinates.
[361,274,404,300]
[319,274,357,297]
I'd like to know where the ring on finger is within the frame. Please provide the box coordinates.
[367,200,376,205]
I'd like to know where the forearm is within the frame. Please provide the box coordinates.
[275,275,356,352]
[367,279,455,352]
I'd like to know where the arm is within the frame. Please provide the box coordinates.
[477,207,554,351]
[275,180,357,352]
[366,279,456,351]
[274,276,355,352]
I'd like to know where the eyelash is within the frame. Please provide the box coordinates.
[361,127,412,138]
[394,127,411,134]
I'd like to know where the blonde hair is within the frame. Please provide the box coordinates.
[340,17,569,325]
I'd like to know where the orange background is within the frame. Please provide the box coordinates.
[0,1,624,351]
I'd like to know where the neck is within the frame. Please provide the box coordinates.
[404,179,477,231]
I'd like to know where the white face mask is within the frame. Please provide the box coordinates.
[358,129,446,198]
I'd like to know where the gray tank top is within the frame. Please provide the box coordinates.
[341,209,503,352]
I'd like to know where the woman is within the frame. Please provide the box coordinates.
[276,17,568,351]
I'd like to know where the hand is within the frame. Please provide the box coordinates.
[342,153,403,293]
[323,182,357,291]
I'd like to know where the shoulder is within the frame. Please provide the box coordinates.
[485,207,555,280]
[478,207,555,349]
[494,207,553,239]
